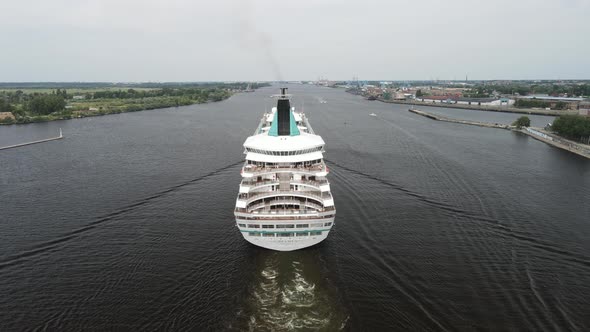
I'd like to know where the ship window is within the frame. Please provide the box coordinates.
[248,224,260,228]
[296,224,309,228]
[312,223,323,227]
[296,232,309,237]
[278,233,294,237]
[324,222,332,227]
[263,233,275,237]
[262,225,274,229]
[310,231,322,236]
[284,224,294,228]
[238,223,246,227]
[249,232,261,236]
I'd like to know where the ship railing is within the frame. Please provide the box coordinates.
[254,115,267,135]
[235,213,335,221]
[302,116,316,135]
[237,207,324,215]
[289,179,329,188]
[240,179,328,191]
[235,205,335,216]
[242,162,327,175]
[245,199,326,212]
[240,179,279,187]
[241,190,332,205]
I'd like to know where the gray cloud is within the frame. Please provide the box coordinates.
[0,0,588,81]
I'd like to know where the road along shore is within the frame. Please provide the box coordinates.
[379,98,577,116]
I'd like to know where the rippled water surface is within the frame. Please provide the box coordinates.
[1,85,589,331]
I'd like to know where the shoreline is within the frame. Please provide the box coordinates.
[383,98,575,116]
[408,108,590,159]
[348,90,577,116]
[0,91,243,126]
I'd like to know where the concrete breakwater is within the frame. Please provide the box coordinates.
[409,109,590,159]
[520,127,590,159]
[0,130,63,151]
[408,108,514,129]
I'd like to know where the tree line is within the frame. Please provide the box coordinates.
[1,93,66,116]
[551,115,590,141]
[514,99,569,110]
[468,83,590,97]
[1,82,270,125]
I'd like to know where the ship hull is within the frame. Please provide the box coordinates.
[236,217,334,251]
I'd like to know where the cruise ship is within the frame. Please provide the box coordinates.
[234,88,336,251]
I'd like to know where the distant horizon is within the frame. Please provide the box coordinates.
[1,79,590,84]
[1,0,589,81]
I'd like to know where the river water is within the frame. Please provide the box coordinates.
[1,85,589,331]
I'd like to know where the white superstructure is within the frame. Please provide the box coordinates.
[234,88,336,251]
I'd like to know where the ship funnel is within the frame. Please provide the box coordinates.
[277,90,290,135]
[268,88,300,137]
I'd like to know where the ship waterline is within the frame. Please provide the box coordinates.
[234,88,336,251]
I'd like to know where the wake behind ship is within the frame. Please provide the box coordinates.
[234,88,336,251]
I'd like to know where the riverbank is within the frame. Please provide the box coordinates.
[519,127,590,159]
[0,83,270,126]
[0,95,230,126]
[376,97,577,116]
[409,108,590,159]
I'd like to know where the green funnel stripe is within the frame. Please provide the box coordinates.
[289,111,300,136]
[268,111,279,136]
[267,110,300,136]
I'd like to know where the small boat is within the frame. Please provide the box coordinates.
[369,113,377,117]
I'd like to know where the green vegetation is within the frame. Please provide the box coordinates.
[466,83,590,98]
[27,94,67,115]
[0,82,270,125]
[462,87,490,98]
[514,99,569,110]
[551,115,590,141]
[512,116,531,129]
[0,98,14,113]
[415,89,423,97]
[0,117,15,124]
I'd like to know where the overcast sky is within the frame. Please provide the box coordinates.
[1,0,589,81]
